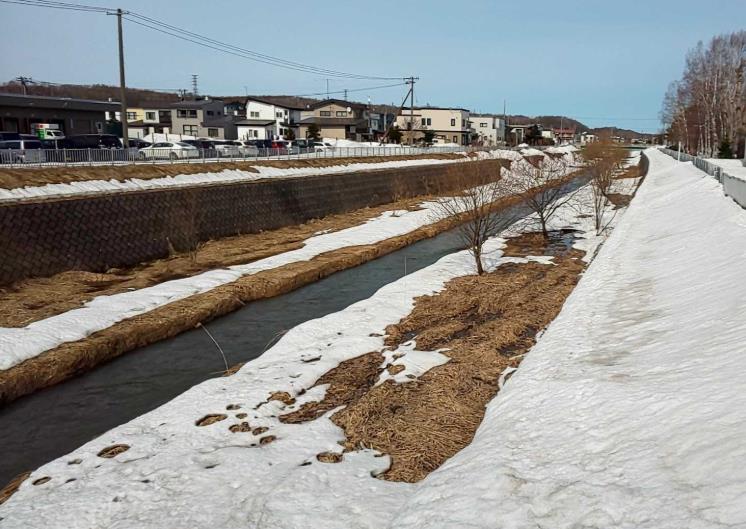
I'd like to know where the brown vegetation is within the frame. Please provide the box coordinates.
[0,471,30,506]
[277,232,586,482]
[0,153,466,190]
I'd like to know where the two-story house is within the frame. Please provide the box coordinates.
[297,99,370,141]
[395,106,471,145]
[469,114,505,146]
[170,98,237,139]
[127,104,173,139]
[235,96,310,141]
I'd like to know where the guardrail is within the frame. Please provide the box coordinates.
[0,145,487,168]
[660,148,746,209]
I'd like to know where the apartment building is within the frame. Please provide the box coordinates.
[469,114,505,146]
[395,106,471,145]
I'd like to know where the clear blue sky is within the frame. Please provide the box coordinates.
[2,0,744,133]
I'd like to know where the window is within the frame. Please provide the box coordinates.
[320,111,331,117]
[252,130,259,138]
[336,111,347,117]
[183,125,198,135]
[276,111,283,118]
[462,119,466,127]
[126,112,137,121]
[250,111,260,118]
[207,128,219,137]
[480,122,487,128]
[421,117,432,127]
[145,111,156,121]
[207,110,214,116]
[177,109,197,118]
[450,118,456,127]
[453,135,458,143]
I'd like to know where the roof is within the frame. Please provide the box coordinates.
[309,98,367,111]
[297,116,368,127]
[404,105,470,113]
[246,95,319,110]
[170,98,223,109]
[234,119,276,127]
[0,93,120,111]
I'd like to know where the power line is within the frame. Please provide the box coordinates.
[292,82,407,98]
[2,0,403,81]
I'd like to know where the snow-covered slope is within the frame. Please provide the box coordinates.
[391,149,746,528]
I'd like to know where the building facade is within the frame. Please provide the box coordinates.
[170,98,236,139]
[396,107,471,145]
[469,114,505,146]
[297,99,369,141]
[0,93,119,136]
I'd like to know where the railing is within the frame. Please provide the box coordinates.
[660,148,746,209]
[0,145,492,168]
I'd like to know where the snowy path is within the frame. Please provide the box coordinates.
[391,149,746,528]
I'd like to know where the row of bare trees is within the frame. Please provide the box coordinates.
[661,31,746,158]
[436,154,576,274]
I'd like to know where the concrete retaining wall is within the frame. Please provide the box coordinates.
[0,159,504,285]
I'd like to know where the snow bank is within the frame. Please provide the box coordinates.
[706,157,746,182]
[390,149,746,528]
[0,176,607,528]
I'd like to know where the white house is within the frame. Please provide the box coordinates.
[469,114,505,146]
[238,96,308,140]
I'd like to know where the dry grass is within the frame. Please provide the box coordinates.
[97,444,130,458]
[0,154,465,190]
[0,471,30,506]
[195,414,227,427]
[278,233,586,483]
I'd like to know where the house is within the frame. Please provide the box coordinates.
[395,106,471,145]
[553,127,576,145]
[297,99,370,141]
[469,114,505,146]
[579,132,598,145]
[124,104,173,139]
[170,97,237,139]
[239,96,313,140]
[223,98,246,118]
[0,93,119,135]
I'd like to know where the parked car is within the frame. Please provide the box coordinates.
[0,136,45,163]
[313,141,335,152]
[0,131,21,142]
[138,141,199,160]
[182,139,218,158]
[126,138,151,148]
[63,134,123,149]
[213,140,241,157]
[236,140,259,156]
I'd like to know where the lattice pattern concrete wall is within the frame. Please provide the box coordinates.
[0,160,505,285]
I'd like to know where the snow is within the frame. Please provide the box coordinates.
[0,170,616,528]
[0,149,523,202]
[390,148,746,528]
[0,148,580,371]
[707,157,746,182]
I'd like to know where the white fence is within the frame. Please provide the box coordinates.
[0,145,489,169]
[660,148,746,209]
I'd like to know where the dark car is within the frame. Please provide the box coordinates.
[63,134,123,149]
[126,138,151,148]
[0,131,21,142]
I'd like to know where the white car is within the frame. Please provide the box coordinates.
[235,140,259,156]
[213,140,241,157]
[313,141,335,152]
[138,141,199,160]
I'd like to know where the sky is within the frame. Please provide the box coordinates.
[1,0,744,133]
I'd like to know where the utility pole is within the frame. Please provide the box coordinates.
[116,8,128,145]
[15,76,32,95]
[405,76,418,144]
[326,79,329,99]
[343,88,348,101]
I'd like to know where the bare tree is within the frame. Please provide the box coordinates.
[582,139,627,235]
[434,164,516,275]
[502,154,577,238]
